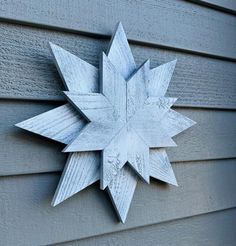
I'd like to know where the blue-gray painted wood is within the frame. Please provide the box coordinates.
[57,208,236,246]
[189,0,236,14]
[0,0,235,59]
[1,159,236,246]
[1,22,236,109]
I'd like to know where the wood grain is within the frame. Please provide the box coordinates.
[189,0,236,14]
[107,165,138,223]
[148,60,177,97]
[103,24,140,222]
[1,100,236,176]
[102,52,127,121]
[106,22,136,80]
[49,42,98,93]
[52,152,100,206]
[1,159,236,245]
[15,104,85,144]
[150,149,178,186]
[57,208,236,246]
[0,0,235,59]
[64,92,115,122]
[102,128,129,189]
[0,22,236,109]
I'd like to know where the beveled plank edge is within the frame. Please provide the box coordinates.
[49,207,236,246]
[188,0,236,15]
[1,157,235,178]
[0,17,235,62]
[1,158,235,245]
[1,95,236,111]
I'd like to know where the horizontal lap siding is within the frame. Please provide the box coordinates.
[1,159,236,245]
[1,101,236,176]
[0,22,236,109]
[59,208,236,246]
[189,0,236,14]
[0,0,235,59]
[0,0,235,245]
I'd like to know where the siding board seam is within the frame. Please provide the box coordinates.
[1,159,235,245]
[2,96,236,111]
[0,157,235,178]
[0,0,235,60]
[1,21,236,109]
[0,17,235,63]
[48,207,236,246]
[188,0,236,15]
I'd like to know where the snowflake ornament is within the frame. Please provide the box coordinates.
[16,22,196,223]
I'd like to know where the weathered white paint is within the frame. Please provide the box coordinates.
[52,152,100,206]
[15,22,195,223]
[0,0,236,243]
[49,42,98,93]
[15,104,85,144]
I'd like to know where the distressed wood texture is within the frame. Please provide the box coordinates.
[58,208,236,246]
[0,22,236,109]
[16,104,86,144]
[189,0,236,14]
[102,26,140,223]
[25,24,190,223]
[52,152,100,207]
[1,100,236,176]
[0,0,236,59]
[1,159,236,246]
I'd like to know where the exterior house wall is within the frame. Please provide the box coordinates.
[0,0,235,245]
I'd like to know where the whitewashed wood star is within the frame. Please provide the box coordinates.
[15,22,196,223]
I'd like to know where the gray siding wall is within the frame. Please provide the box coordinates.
[0,0,235,245]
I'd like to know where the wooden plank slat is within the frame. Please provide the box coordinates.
[52,152,100,207]
[189,0,236,14]
[1,100,236,176]
[58,208,236,246]
[1,159,236,246]
[0,0,235,59]
[49,42,98,93]
[15,104,85,145]
[0,22,236,109]
[102,25,140,223]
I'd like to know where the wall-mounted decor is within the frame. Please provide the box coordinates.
[16,22,195,223]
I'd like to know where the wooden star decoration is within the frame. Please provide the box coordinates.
[16,22,196,223]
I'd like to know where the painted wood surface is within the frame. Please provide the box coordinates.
[107,165,138,223]
[102,26,140,222]
[15,104,85,144]
[1,22,236,109]
[1,100,236,176]
[1,159,236,246]
[58,208,236,246]
[52,152,100,207]
[34,23,193,222]
[49,42,98,93]
[150,149,178,186]
[189,0,236,14]
[0,0,235,244]
[0,0,235,59]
